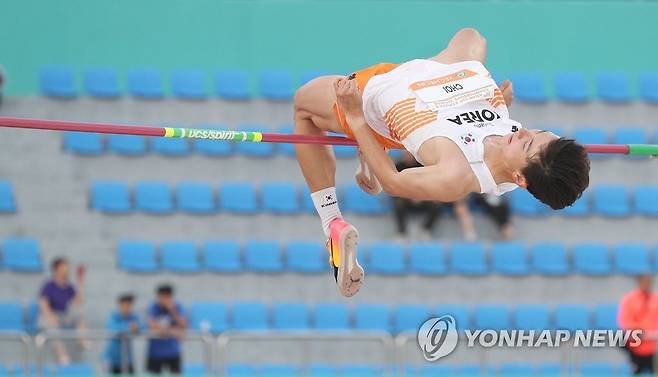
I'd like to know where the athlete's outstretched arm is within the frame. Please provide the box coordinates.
[334,78,468,202]
[431,28,487,65]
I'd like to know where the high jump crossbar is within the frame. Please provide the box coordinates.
[0,116,656,156]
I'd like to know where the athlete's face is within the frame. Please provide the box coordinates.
[502,128,558,187]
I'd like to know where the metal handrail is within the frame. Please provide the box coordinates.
[34,329,215,377]
[0,331,31,377]
[217,330,396,377]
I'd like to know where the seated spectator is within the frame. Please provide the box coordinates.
[105,294,140,375]
[147,284,187,375]
[38,257,88,365]
[392,152,476,240]
[473,193,514,239]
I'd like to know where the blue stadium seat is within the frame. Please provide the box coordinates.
[160,241,200,272]
[531,242,569,275]
[555,72,588,103]
[202,240,241,273]
[474,305,509,330]
[277,125,296,157]
[341,365,381,377]
[236,125,275,157]
[219,182,258,214]
[393,304,430,333]
[91,181,131,213]
[286,241,325,273]
[593,304,618,330]
[260,364,299,377]
[343,184,388,215]
[573,243,610,275]
[107,135,147,156]
[366,243,406,275]
[232,302,269,330]
[259,70,293,100]
[176,182,215,214]
[261,182,300,214]
[134,181,173,214]
[573,127,608,144]
[558,190,590,217]
[579,362,615,377]
[508,189,548,216]
[127,68,164,99]
[612,127,649,145]
[313,303,349,330]
[171,69,207,99]
[117,240,157,272]
[244,240,283,272]
[308,364,338,377]
[510,72,547,103]
[455,364,481,376]
[497,363,535,376]
[514,305,550,331]
[613,243,650,274]
[0,302,24,331]
[593,185,631,217]
[53,363,94,376]
[299,70,330,86]
[151,136,190,156]
[416,364,454,377]
[272,302,309,330]
[64,132,104,155]
[83,67,120,98]
[190,302,228,333]
[0,180,16,213]
[2,238,42,272]
[450,242,487,275]
[554,304,589,332]
[193,124,233,157]
[635,186,658,216]
[354,304,390,331]
[214,69,250,100]
[490,242,528,275]
[409,242,446,275]
[40,65,76,97]
[536,363,561,376]
[639,72,658,103]
[597,72,631,102]
[434,305,470,330]
[182,364,206,376]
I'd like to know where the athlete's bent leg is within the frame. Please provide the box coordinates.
[294,76,364,297]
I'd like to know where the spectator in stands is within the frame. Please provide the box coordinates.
[38,257,88,365]
[105,294,140,375]
[473,193,514,239]
[146,284,187,374]
[618,274,658,375]
[392,151,476,240]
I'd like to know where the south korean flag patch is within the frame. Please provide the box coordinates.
[460,133,476,145]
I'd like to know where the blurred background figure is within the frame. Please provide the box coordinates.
[0,65,5,106]
[392,151,478,241]
[618,274,658,375]
[472,193,514,240]
[105,294,139,375]
[38,257,88,365]
[146,284,187,375]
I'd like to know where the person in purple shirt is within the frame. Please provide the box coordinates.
[39,257,88,365]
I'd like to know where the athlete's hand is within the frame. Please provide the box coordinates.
[334,77,364,123]
[499,80,514,107]
[355,151,383,195]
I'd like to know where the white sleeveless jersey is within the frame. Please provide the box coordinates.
[361,59,521,196]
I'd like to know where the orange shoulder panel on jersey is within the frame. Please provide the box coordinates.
[332,62,404,149]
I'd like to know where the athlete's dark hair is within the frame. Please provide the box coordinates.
[51,257,68,272]
[522,138,590,210]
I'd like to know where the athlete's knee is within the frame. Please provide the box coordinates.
[453,27,486,46]
[293,82,311,113]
